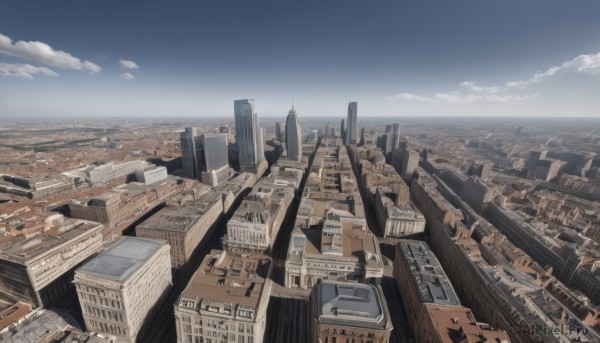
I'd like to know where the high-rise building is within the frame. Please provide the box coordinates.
[257,126,265,160]
[200,133,229,171]
[234,99,261,173]
[401,150,419,180]
[74,237,172,343]
[346,102,358,145]
[275,122,283,141]
[180,127,202,179]
[340,119,345,141]
[285,106,302,161]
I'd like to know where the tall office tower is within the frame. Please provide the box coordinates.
[200,133,229,171]
[199,132,231,186]
[325,124,329,138]
[180,127,202,179]
[285,106,302,161]
[340,119,345,141]
[275,122,283,141]
[234,99,261,173]
[359,127,365,145]
[257,126,265,159]
[401,150,419,180]
[74,237,172,343]
[346,102,358,145]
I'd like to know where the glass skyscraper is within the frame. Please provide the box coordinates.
[346,102,358,145]
[234,99,261,172]
[285,106,302,161]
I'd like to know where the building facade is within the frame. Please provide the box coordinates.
[285,106,302,161]
[394,240,509,343]
[136,189,230,268]
[0,218,104,308]
[310,280,393,343]
[74,237,172,343]
[174,250,272,343]
[235,99,262,173]
[401,150,419,180]
[135,166,168,185]
[346,102,357,145]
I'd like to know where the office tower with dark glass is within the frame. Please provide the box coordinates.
[234,99,262,173]
[346,101,358,145]
[285,106,302,161]
[179,127,202,179]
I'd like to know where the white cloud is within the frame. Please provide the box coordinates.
[386,92,433,102]
[433,92,537,104]
[0,62,58,79]
[388,91,536,105]
[119,59,139,70]
[455,52,600,94]
[0,33,101,73]
[120,72,135,80]
[389,51,599,105]
[459,81,501,93]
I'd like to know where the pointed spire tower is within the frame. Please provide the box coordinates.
[285,103,302,161]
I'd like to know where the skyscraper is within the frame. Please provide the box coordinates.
[285,106,302,161]
[258,126,265,159]
[180,129,230,183]
[200,133,229,171]
[234,99,261,172]
[340,118,345,141]
[346,101,358,145]
[275,122,283,141]
[179,127,202,179]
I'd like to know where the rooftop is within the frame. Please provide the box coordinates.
[137,189,222,233]
[425,304,510,343]
[0,217,103,264]
[178,250,271,320]
[77,237,165,282]
[397,240,461,306]
[315,281,389,329]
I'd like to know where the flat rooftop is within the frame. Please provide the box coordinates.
[77,237,165,282]
[316,280,388,329]
[137,189,221,233]
[397,240,460,306]
[0,219,103,263]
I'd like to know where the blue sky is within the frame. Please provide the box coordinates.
[0,0,599,117]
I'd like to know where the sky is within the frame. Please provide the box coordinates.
[0,0,599,118]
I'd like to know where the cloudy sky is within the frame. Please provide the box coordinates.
[0,0,599,118]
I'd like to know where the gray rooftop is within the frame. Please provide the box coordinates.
[316,281,388,329]
[77,237,165,282]
[398,240,460,306]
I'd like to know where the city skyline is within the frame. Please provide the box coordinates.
[0,1,599,117]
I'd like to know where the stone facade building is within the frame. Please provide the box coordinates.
[223,168,301,254]
[394,240,509,343]
[0,216,103,308]
[136,188,232,268]
[285,209,383,289]
[74,237,172,343]
[174,250,272,343]
[69,176,186,227]
[310,280,393,343]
